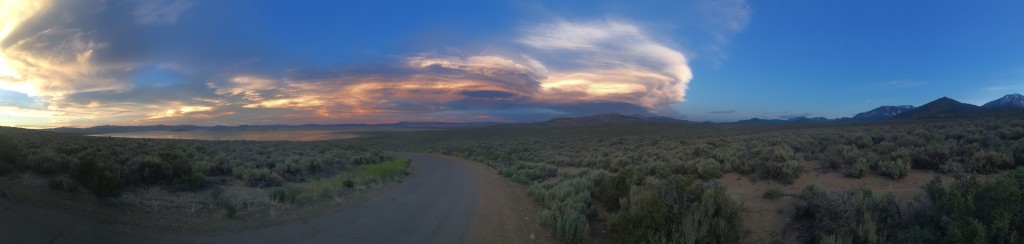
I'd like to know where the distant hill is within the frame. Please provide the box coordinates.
[537,113,690,126]
[894,97,984,119]
[852,105,915,120]
[735,116,833,125]
[45,122,503,135]
[982,94,1024,109]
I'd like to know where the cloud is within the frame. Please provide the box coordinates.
[520,20,693,110]
[707,110,736,114]
[696,0,750,61]
[0,2,699,127]
[878,80,925,89]
[983,84,1024,92]
[195,20,692,124]
[133,0,193,25]
[2,28,128,96]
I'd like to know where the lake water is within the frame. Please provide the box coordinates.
[89,128,414,141]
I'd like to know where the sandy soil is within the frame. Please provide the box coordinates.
[452,156,557,244]
[719,161,954,243]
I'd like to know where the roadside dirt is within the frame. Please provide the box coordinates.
[0,172,404,231]
[449,155,557,244]
[719,161,953,243]
[1,153,556,243]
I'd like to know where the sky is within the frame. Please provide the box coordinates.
[0,0,1022,128]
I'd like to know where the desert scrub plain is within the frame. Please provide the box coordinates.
[352,114,1024,243]
[0,127,410,229]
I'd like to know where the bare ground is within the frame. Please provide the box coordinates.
[719,161,954,243]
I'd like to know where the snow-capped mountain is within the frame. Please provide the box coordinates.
[852,105,915,120]
[982,94,1024,109]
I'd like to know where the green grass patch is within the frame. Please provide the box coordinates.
[268,186,303,204]
[310,157,411,199]
[355,157,411,183]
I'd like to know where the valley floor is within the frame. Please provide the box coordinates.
[0,153,554,244]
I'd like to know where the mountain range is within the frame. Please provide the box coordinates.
[46,122,502,135]
[982,93,1024,109]
[42,94,1024,133]
[536,113,691,126]
[852,105,916,120]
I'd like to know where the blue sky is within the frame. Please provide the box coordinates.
[1,0,1022,127]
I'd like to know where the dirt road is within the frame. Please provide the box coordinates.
[0,152,553,244]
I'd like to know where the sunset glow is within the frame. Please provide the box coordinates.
[0,0,1021,128]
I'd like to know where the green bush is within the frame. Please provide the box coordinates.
[268,186,303,204]
[793,187,901,243]
[763,187,784,200]
[848,158,870,178]
[0,134,18,165]
[48,178,65,190]
[915,170,1024,243]
[609,176,743,243]
[47,178,79,192]
[125,155,173,184]
[0,161,13,176]
[211,188,237,218]
[878,159,910,180]
[26,150,75,174]
[696,158,723,179]
[241,168,284,187]
[610,185,670,243]
[759,160,804,184]
[595,169,634,211]
[529,176,593,244]
[73,159,121,197]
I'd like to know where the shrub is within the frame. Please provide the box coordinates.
[125,155,173,184]
[878,159,910,180]
[763,187,784,200]
[211,188,237,218]
[530,177,593,244]
[48,178,65,190]
[0,135,18,165]
[759,160,804,184]
[793,187,901,243]
[47,178,79,192]
[970,150,1014,172]
[916,170,1024,243]
[498,163,557,184]
[696,158,723,179]
[595,169,635,211]
[0,161,13,176]
[675,188,744,243]
[242,168,284,187]
[268,186,303,204]
[73,159,121,197]
[608,175,743,244]
[610,185,670,243]
[848,158,870,178]
[26,150,75,174]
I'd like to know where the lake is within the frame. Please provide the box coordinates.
[89,128,420,141]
